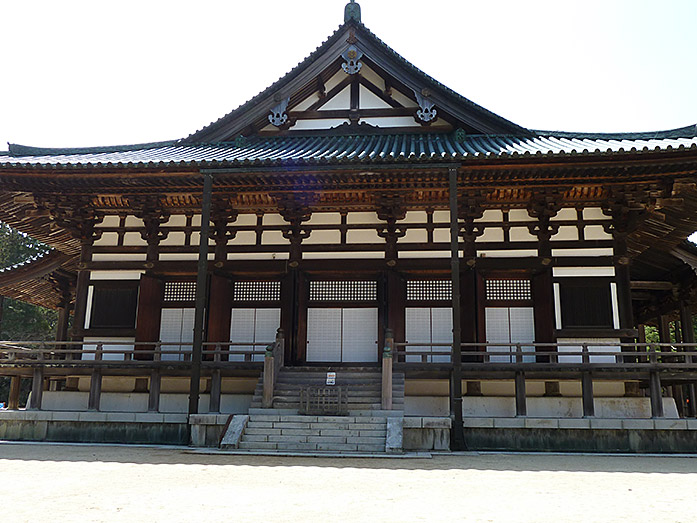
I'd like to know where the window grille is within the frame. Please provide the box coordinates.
[164,281,197,302]
[407,280,452,301]
[485,279,531,301]
[233,281,281,302]
[309,281,377,302]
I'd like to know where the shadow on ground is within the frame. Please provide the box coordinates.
[1,442,696,473]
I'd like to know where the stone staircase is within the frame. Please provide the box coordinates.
[221,367,405,454]
[249,367,405,412]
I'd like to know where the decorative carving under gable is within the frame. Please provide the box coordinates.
[341,45,363,75]
[268,97,290,127]
[276,196,313,263]
[457,194,485,259]
[36,195,104,247]
[414,89,437,124]
[527,193,562,257]
[375,194,407,262]
[130,195,170,262]
[211,197,239,263]
[601,187,653,257]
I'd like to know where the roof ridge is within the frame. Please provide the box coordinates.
[535,124,697,140]
[8,139,179,157]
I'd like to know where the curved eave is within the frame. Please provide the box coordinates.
[0,251,77,310]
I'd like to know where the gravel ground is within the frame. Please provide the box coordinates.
[1,443,696,522]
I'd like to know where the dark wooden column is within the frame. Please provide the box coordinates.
[527,195,560,360]
[457,193,484,359]
[376,195,407,264]
[134,274,164,359]
[448,166,466,450]
[132,195,170,265]
[208,198,237,362]
[679,301,697,417]
[278,199,312,364]
[385,270,406,348]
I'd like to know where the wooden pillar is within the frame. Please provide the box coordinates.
[8,376,21,410]
[582,372,595,417]
[188,172,213,417]
[280,271,296,364]
[71,243,93,345]
[385,270,406,348]
[532,268,555,358]
[649,370,664,418]
[134,274,164,360]
[448,166,466,450]
[207,274,232,360]
[679,301,697,417]
[515,371,527,416]
[28,368,44,410]
[209,369,222,413]
[148,370,161,412]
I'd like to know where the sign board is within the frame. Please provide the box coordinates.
[326,372,336,386]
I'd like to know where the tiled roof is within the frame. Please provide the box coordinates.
[2,127,697,169]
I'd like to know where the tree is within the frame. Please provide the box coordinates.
[0,223,58,406]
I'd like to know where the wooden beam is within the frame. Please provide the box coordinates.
[630,281,674,291]
[515,371,527,416]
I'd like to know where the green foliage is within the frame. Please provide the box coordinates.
[0,223,57,406]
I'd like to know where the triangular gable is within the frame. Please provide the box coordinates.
[181,18,532,144]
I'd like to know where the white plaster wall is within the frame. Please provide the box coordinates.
[98,216,121,227]
[479,249,538,258]
[91,253,147,262]
[551,208,578,221]
[508,209,534,222]
[89,271,144,281]
[123,232,147,246]
[303,230,341,245]
[476,227,504,243]
[319,86,350,110]
[235,214,258,226]
[262,231,291,245]
[433,229,450,243]
[552,248,614,257]
[432,210,450,223]
[359,85,392,109]
[509,227,537,241]
[93,232,119,247]
[584,224,613,240]
[229,231,257,245]
[584,207,609,220]
[359,65,385,91]
[346,229,384,244]
[399,251,451,259]
[307,213,342,225]
[551,226,579,241]
[227,253,289,260]
[347,212,379,224]
[553,267,615,277]
[402,211,427,224]
[159,231,187,246]
[476,210,503,222]
[401,229,428,243]
[303,252,384,259]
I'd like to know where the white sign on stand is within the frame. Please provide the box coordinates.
[326,372,336,386]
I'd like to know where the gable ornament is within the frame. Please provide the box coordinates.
[268,97,290,127]
[414,88,437,123]
[341,45,363,75]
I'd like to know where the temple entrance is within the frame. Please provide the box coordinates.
[306,307,378,362]
[483,278,535,362]
[304,280,379,363]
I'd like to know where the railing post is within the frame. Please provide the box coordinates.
[647,345,664,417]
[581,343,595,417]
[88,343,103,411]
[515,371,526,416]
[382,329,394,410]
[28,344,45,410]
[209,344,222,413]
[148,342,161,412]
[8,376,21,410]
[262,343,275,409]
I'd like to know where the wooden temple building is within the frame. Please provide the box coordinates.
[1,2,697,452]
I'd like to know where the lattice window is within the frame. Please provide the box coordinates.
[233,281,281,302]
[407,280,452,301]
[309,281,377,302]
[485,279,531,301]
[164,281,196,302]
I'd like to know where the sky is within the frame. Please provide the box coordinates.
[1,0,696,150]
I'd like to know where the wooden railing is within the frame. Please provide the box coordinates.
[391,341,697,418]
[0,337,278,413]
[262,329,285,408]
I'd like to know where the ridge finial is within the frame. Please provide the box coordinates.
[344,0,361,23]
